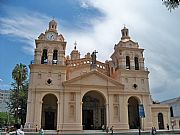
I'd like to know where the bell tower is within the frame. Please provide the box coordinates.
[33,19,66,65]
[49,19,57,32]
[26,19,67,129]
[110,26,149,93]
[121,26,130,40]
[110,26,152,129]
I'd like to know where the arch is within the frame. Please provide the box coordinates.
[122,32,125,36]
[41,49,48,64]
[41,94,58,130]
[128,96,140,129]
[82,90,106,130]
[134,57,139,70]
[158,113,164,129]
[170,106,174,117]
[52,50,58,64]
[126,56,130,69]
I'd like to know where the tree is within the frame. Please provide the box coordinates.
[0,112,15,126]
[162,0,180,11]
[8,63,28,125]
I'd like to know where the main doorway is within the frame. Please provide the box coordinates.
[128,97,140,129]
[41,94,57,130]
[158,113,164,129]
[82,91,106,130]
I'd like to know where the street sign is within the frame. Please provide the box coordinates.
[139,104,145,118]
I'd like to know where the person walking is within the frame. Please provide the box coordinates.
[57,130,60,135]
[36,125,38,132]
[171,122,174,130]
[110,126,114,135]
[102,125,105,132]
[167,123,169,130]
[39,127,44,135]
[14,124,24,135]
[106,126,109,134]
[151,127,156,135]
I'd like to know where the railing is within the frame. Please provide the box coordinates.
[66,58,91,67]
[66,58,106,70]
[30,60,62,65]
[116,65,148,71]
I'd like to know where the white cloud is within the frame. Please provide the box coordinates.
[80,1,91,8]
[0,9,50,54]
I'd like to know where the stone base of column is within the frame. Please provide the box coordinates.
[61,123,82,131]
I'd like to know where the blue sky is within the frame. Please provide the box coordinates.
[0,0,180,101]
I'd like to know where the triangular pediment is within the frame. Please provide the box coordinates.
[63,70,124,88]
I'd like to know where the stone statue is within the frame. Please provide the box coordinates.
[91,50,98,65]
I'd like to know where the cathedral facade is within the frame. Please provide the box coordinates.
[25,20,170,131]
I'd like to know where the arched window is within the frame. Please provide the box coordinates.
[52,50,58,64]
[134,57,139,70]
[41,49,48,64]
[126,56,130,69]
[158,113,164,129]
[122,32,125,36]
[170,106,174,117]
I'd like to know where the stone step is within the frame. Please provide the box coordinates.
[1,130,180,135]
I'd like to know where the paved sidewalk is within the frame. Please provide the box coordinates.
[1,129,180,135]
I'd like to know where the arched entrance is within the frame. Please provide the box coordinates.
[82,91,106,130]
[158,113,164,129]
[41,94,57,130]
[128,97,140,129]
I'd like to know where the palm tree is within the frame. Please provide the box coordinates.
[12,63,28,87]
[12,63,28,123]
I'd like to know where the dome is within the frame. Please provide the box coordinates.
[49,19,57,31]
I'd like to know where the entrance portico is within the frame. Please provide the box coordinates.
[41,94,58,130]
[82,90,106,130]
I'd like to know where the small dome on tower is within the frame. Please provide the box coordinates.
[70,41,80,60]
[121,26,130,41]
[49,19,57,31]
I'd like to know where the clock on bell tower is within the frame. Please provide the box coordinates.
[33,19,66,65]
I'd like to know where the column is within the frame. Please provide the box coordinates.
[130,59,135,70]
[59,51,65,65]
[121,58,126,69]
[106,103,109,126]
[25,100,31,124]
[37,100,43,128]
[142,96,152,130]
[48,51,53,64]
[57,52,61,65]
[119,96,129,129]
[57,101,60,130]
[139,58,144,70]
[34,49,42,64]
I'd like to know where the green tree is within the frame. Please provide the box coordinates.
[8,63,28,125]
[0,112,8,126]
[162,0,179,11]
[0,112,15,126]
